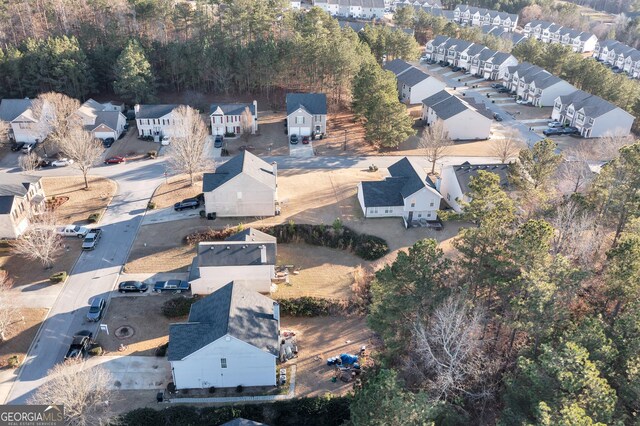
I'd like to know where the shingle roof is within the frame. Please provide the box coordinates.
[210,103,256,116]
[0,175,41,214]
[195,241,276,267]
[388,157,437,198]
[286,93,327,116]
[202,151,276,193]
[360,178,406,207]
[453,161,510,194]
[557,90,623,118]
[383,59,414,76]
[430,35,450,47]
[428,95,468,120]
[395,67,431,86]
[135,104,178,119]
[0,99,34,122]
[168,282,279,361]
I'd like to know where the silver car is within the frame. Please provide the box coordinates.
[86,298,105,322]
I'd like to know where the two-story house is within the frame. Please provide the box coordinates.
[73,99,127,141]
[453,5,518,31]
[421,90,493,140]
[523,20,597,52]
[384,59,447,104]
[0,175,46,239]
[286,93,327,138]
[440,162,511,212]
[313,0,385,19]
[0,99,49,144]
[209,101,258,136]
[134,104,180,140]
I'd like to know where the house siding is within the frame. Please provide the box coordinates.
[401,77,446,104]
[204,173,277,217]
[287,108,326,137]
[443,110,491,140]
[136,112,177,137]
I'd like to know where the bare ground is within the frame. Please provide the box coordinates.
[42,176,117,225]
[0,308,48,368]
[150,174,204,210]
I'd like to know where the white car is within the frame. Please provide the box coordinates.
[420,55,430,62]
[547,121,563,128]
[52,158,74,167]
[161,136,171,146]
[516,99,529,105]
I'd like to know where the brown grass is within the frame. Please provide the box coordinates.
[42,176,117,225]
[150,174,203,209]
[0,308,48,368]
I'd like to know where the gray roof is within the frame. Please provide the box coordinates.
[195,238,276,267]
[510,33,527,45]
[388,157,436,197]
[384,59,413,76]
[360,178,406,207]
[489,51,514,65]
[535,74,566,89]
[0,99,33,122]
[210,103,256,116]
[286,93,327,116]
[557,90,620,118]
[202,151,276,193]
[466,43,488,56]
[0,175,41,214]
[168,282,279,361]
[87,111,120,132]
[428,95,469,120]
[453,162,510,194]
[422,89,451,106]
[396,67,431,86]
[455,4,517,21]
[430,35,450,47]
[225,228,276,243]
[135,104,178,119]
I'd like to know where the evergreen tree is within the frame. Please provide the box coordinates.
[114,39,156,104]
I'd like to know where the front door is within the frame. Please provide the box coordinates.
[407,211,413,227]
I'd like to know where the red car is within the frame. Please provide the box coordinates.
[104,156,126,164]
[302,136,310,145]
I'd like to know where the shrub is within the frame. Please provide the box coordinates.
[161,297,197,318]
[167,382,176,393]
[88,213,101,223]
[184,227,237,245]
[236,385,244,393]
[147,150,157,158]
[7,355,20,368]
[49,271,67,283]
[278,297,342,317]
[209,386,216,394]
[121,408,164,426]
[88,346,103,356]
[155,343,168,357]
[224,131,236,137]
[353,235,389,261]
[147,201,156,210]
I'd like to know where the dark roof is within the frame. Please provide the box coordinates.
[388,157,436,198]
[0,175,41,214]
[396,67,431,87]
[168,282,279,360]
[422,90,452,106]
[429,95,469,120]
[210,103,256,116]
[202,151,276,192]
[0,99,33,122]
[430,35,450,47]
[453,162,510,194]
[195,241,276,267]
[286,93,327,116]
[489,51,514,65]
[88,111,121,132]
[383,59,413,76]
[360,178,406,207]
[135,104,178,119]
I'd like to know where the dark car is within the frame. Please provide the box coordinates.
[118,280,149,293]
[10,142,25,152]
[214,135,223,148]
[497,87,511,93]
[491,83,503,89]
[64,330,93,361]
[451,66,461,72]
[302,136,310,145]
[290,134,299,145]
[153,279,190,293]
[86,298,106,322]
[543,128,561,136]
[493,113,503,122]
[103,137,115,148]
[104,156,126,164]
[174,198,200,211]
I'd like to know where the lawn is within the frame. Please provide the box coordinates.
[42,176,117,225]
[0,308,48,368]
[150,174,204,210]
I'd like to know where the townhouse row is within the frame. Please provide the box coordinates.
[452,4,518,32]
[522,20,598,53]
[312,0,387,19]
[593,39,640,78]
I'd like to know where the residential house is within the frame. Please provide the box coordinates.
[593,40,640,77]
[73,99,127,141]
[134,104,180,139]
[313,0,386,19]
[480,51,518,80]
[210,101,258,136]
[503,63,576,106]
[523,20,597,52]
[383,59,446,104]
[202,151,278,217]
[439,162,510,212]
[102,101,125,113]
[0,175,45,239]
[289,0,301,9]
[189,228,277,295]
[357,157,442,226]
[551,90,635,138]
[0,99,48,143]
[453,5,518,31]
[421,90,493,140]
[286,93,327,138]
[168,282,280,389]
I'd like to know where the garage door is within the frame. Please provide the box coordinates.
[289,127,300,136]
[300,127,311,136]
[94,131,115,140]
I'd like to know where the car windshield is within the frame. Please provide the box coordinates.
[85,237,95,242]
[89,306,100,313]
[73,226,81,232]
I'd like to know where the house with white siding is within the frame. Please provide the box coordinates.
[453,5,518,31]
[0,175,45,239]
[421,90,492,140]
[357,157,442,227]
[313,0,386,19]
[0,99,49,144]
[168,282,280,390]
[202,151,278,217]
[440,162,510,212]
[189,228,276,295]
[134,104,180,139]
[73,99,127,141]
[523,20,597,52]
[502,63,576,106]
[551,90,634,138]
[594,39,640,78]
[384,59,446,104]
[209,101,258,136]
[286,93,327,139]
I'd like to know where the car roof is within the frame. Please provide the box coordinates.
[90,297,104,306]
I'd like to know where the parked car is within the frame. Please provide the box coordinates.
[420,55,430,62]
[493,113,503,122]
[214,135,223,148]
[118,280,149,293]
[104,156,126,164]
[161,136,171,146]
[302,136,310,145]
[57,225,90,238]
[153,279,190,293]
[174,198,200,211]
[451,66,462,72]
[35,157,51,168]
[490,83,503,89]
[64,330,93,361]
[82,228,102,251]
[516,99,530,105]
[290,134,299,145]
[313,128,324,140]
[497,87,511,93]
[543,128,561,136]
[10,142,25,152]
[21,143,35,154]
[543,127,578,136]
[547,120,563,128]
[52,158,74,167]
[85,298,106,322]
[102,137,115,148]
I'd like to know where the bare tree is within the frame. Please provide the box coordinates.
[413,297,490,401]
[240,106,253,144]
[12,212,64,269]
[32,92,81,156]
[0,119,9,143]
[0,271,20,342]
[57,127,104,189]
[597,132,634,161]
[18,152,39,174]
[557,142,594,194]
[419,119,452,175]
[167,105,209,185]
[29,360,115,426]
[490,130,522,164]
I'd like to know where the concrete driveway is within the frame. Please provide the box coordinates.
[142,206,202,225]
[289,141,314,157]
[83,356,172,390]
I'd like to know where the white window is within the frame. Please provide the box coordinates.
[315,115,322,122]
[430,201,434,207]
[410,200,416,208]
[370,207,378,214]
[384,207,392,214]
[447,193,451,201]
[295,116,304,124]
[221,358,227,368]
[237,192,242,200]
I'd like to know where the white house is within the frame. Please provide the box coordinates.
[421,90,492,140]
[383,59,446,104]
[523,20,597,52]
[210,101,258,136]
[313,0,385,19]
[189,228,277,295]
[502,64,576,107]
[551,90,634,138]
[73,99,127,140]
[168,282,280,390]
[202,151,278,217]
[357,157,442,227]
[0,175,45,239]
[134,104,179,139]
[102,101,125,112]
[453,5,518,31]
[439,162,510,212]
[286,93,327,138]
[0,99,49,143]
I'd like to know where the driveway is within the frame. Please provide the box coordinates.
[83,356,172,390]
[142,206,202,225]
[289,141,314,157]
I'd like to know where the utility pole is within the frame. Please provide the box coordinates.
[343,129,347,151]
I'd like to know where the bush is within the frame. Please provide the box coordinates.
[208,386,216,394]
[49,271,67,283]
[87,213,101,223]
[7,355,20,368]
[278,297,341,317]
[167,382,176,393]
[354,235,389,261]
[224,131,236,137]
[147,150,157,158]
[155,343,168,357]
[161,297,197,318]
[147,201,156,210]
[121,408,164,426]
[184,227,239,245]
[236,385,244,393]
[88,346,103,356]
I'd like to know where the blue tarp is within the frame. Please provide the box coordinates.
[340,353,358,365]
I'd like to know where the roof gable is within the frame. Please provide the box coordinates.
[202,151,276,193]
[286,93,327,116]
[135,104,179,119]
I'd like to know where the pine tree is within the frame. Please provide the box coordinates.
[114,39,156,104]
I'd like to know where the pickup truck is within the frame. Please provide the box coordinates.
[82,228,102,251]
[153,279,191,293]
[57,225,91,238]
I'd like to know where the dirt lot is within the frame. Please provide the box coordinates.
[105,127,158,159]
[151,174,204,209]
[0,308,48,368]
[281,316,376,397]
[43,176,117,225]
[97,295,179,356]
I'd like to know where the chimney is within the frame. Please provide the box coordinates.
[273,302,280,323]
[260,245,267,264]
[253,100,258,134]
